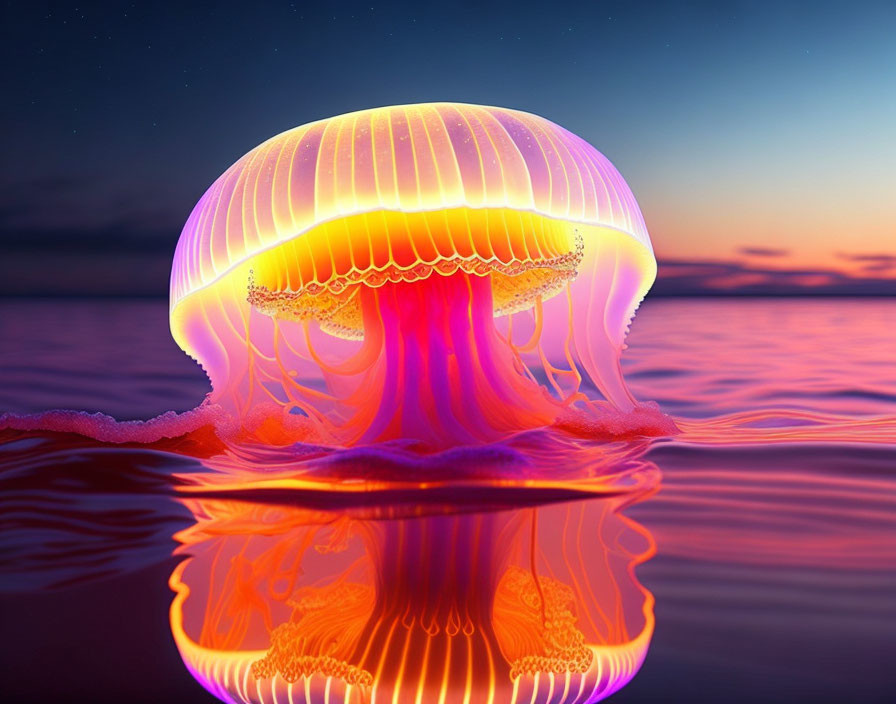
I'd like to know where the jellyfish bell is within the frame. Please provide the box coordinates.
[169,103,657,447]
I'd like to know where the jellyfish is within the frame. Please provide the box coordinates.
[169,484,656,704]
[169,103,657,447]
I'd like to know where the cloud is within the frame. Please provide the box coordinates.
[0,175,186,254]
[654,257,896,296]
[737,246,791,257]
[835,251,896,273]
[1,182,894,299]
[0,176,182,295]
[0,220,179,254]
[0,250,171,297]
[2,250,891,299]
[836,252,896,263]
[861,262,896,273]
[832,251,896,275]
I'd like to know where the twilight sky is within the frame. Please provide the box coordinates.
[1,0,894,296]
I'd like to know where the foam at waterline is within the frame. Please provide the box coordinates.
[0,400,677,454]
[0,405,222,444]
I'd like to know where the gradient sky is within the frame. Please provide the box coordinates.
[2,0,894,295]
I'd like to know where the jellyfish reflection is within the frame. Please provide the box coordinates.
[169,489,655,703]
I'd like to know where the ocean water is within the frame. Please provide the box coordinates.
[1,298,894,703]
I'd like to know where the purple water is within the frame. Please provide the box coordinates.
[1,298,894,703]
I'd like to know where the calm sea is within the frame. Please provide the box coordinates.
[1,298,894,703]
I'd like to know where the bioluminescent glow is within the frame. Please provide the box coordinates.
[169,490,655,704]
[169,103,657,447]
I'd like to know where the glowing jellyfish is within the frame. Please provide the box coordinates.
[169,103,657,447]
[169,488,655,704]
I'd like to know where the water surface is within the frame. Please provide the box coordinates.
[1,298,894,702]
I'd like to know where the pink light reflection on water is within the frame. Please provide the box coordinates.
[623,297,896,419]
[3,297,894,578]
[1,297,895,702]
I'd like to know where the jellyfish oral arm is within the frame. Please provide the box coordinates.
[331,272,559,446]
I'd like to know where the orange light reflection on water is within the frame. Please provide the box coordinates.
[168,476,657,704]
